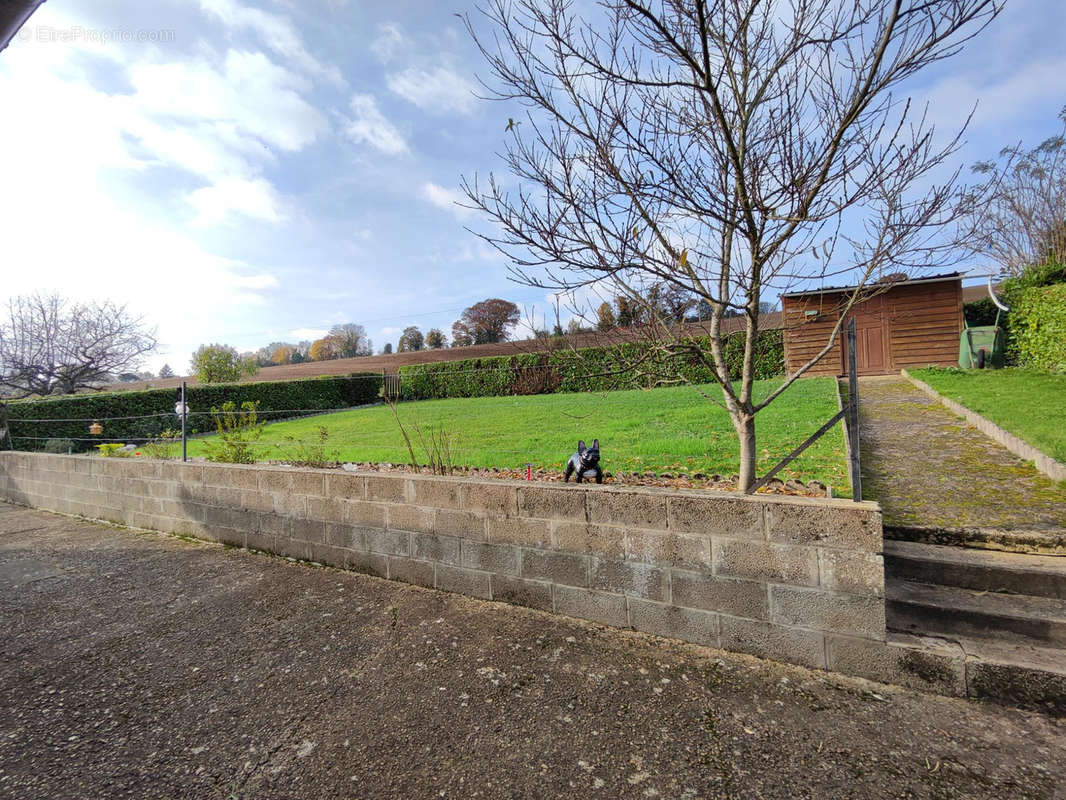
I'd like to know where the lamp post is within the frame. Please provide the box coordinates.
[174,382,189,462]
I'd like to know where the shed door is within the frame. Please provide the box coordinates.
[845,294,889,375]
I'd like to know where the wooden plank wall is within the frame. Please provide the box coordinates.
[782,294,845,377]
[885,281,962,370]
[783,280,962,376]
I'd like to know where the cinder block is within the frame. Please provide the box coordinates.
[818,549,884,597]
[366,529,411,557]
[626,530,711,569]
[307,496,347,523]
[245,530,277,553]
[411,532,460,565]
[671,570,767,619]
[587,490,667,530]
[486,516,550,548]
[491,575,554,611]
[259,469,294,494]
[345,549,388,579]
[461,483,517,516]
[147,480,179,500]
[770,585,886,639]
[388,556,435,588]
[522,548,588,587]
[203,505,256,535]
[825,633,965,696]
[342,500,387,529]
[365,475,407,503]
[275,536,311,561]
[719,615,827,669]
[409,477,460,510]
[628,599,719,647]
[326,472,365,499]
[258,512,291,538]
[239,490,275,514]
[460,540,520,575]
[203,464,258,490]
[436,564,491,599]
[517,485,586,521]
[552,522,625,559]
[291,471,326,497]
[668,494,764,538]
[766,500,881,552]
[436,509,486,540]
[200,486,243,509]
[387,505,436,534]
[308,542,347,568]
[713,538,818,587]
[273,493,308,518]
[553,586,628,627]
[589,558,666,602]
[325,522,367,551]
[290,518,326,544]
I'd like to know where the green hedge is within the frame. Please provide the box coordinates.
[398,330,784,401]
[4,373,383,451]
[1012,284,1066,372]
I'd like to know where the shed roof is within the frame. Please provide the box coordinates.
[1,0,46,54]
[780,271,963,300]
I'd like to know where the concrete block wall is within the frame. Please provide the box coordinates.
[0,452,905,683]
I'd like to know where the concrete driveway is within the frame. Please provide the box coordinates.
[0,503,1062,799]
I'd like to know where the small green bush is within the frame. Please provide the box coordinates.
[1012,283,1066,372]
[203,401,262,464]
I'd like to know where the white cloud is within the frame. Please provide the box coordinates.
[345,94,408,155]
[387,66,477,115]
[127,50,327,154]
[420,182,471,219]
[290,328,328,340]
[200,0,345,86]
[188,177,286,226]
[370,23,409,64]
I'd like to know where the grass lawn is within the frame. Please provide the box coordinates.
[910,368,1066,463]
[188,377,849,491]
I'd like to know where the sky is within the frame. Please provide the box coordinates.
[0,0,1064,375]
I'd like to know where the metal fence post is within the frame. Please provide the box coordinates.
[181,381,187,463]
[846,319,861,501]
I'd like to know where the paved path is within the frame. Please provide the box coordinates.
[1,503,1063,799]
[857,377,1066,532]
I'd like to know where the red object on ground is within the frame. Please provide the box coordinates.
[526,464,532,481]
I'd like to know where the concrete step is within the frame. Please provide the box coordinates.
[885,632,1066,716]
[886,579,1066,648]
[884,540,1066,599]
[884,524,1066,556]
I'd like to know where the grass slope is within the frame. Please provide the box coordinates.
[189,378,849,490]
[910,368,1066,463]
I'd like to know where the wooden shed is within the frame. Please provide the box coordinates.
[781,272,963,377]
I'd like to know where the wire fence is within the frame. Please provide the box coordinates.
[0,404,850,495]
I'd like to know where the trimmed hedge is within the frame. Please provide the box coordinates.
[398,330,784,401]
[4,373,383,452]
[1012,284,1066,372]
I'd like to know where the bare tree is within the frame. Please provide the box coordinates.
[452,298,521,345]
[329,323,374,357]
[0,293,157,397]
[462,0,1000,491]
[960,106,1066,276]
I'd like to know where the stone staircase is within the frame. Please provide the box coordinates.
[884,540,1066,713]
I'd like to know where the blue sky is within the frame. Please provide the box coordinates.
[1,0,1064,373]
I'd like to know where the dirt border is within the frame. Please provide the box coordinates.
[901,369,1066,483]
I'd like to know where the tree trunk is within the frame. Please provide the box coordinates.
[734,412,757,493]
